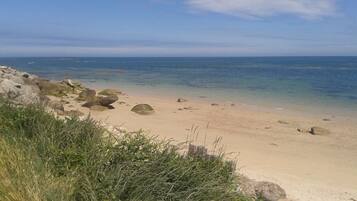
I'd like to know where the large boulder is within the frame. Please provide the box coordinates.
[0,79,41,105]
[76,88,96,101]
[98,88,122,96]
[131,104,154,115]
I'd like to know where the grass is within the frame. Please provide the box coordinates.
[0,99,250,201]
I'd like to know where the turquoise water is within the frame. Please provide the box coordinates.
[1,57,357,114]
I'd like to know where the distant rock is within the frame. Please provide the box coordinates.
[211,103,219,106]
[82,95,118,109]
[36,79,72,97]
[97,95,118,107]
[277,120,289,125]
[98,89,122,96]
[76,88,96,101]
[177,98,187,103]
[131,104,154,115]
[310,126,330,135]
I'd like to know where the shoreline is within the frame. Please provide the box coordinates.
[63,84,357,201]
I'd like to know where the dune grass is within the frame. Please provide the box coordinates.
[0,99,250,201]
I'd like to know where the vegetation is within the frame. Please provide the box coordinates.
[0,99,249,201]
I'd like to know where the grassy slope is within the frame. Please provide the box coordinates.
[0,100,250,201]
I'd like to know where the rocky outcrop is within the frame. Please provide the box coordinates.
[131,104,154,115]
[0,66,41,105]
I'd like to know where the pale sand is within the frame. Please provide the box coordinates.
[64,90,357,201]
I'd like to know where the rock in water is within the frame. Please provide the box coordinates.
[310,127,330,135]
[254,181,287,201]
[131,104,154,115]
[98,89,122,96]
[76,88,96,101]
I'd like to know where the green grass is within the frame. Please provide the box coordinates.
[0,99,250,201]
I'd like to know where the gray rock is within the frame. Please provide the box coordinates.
[131,104,154,115]
[237,176,287,201]
[255,181,287,201]
[97,95,118,106]
[0,79,40,105]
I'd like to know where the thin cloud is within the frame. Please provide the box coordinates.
[186,0,337,19]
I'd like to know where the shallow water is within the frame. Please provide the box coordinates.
[1,57,357,115]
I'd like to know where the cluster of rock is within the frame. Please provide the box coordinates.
[0,65,157,117]
[0,65,122,116]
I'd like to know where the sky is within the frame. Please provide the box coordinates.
[0,0,356,57]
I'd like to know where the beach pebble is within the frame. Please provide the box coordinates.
[310,126,330,135]
[211,103,219,106]
[177,98,187,103]
[277,120,289,125]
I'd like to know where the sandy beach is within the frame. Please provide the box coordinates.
[59,87,357,201]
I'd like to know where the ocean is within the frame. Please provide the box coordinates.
[1,57,357,115]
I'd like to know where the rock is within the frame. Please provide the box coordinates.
[98,95,118,106]
[254,181,287,201]
[98,89,122,96]
[211,103,219,106]
[310,127,330,135]
[131,104,154,115]
[76,88,96,101]
[36,79,72,97]
[278,120,289,125]
[82,95,118,108]
[237,176,287,201]
[322,118,331,121]
[0,79,41,105]
[297,128,309,133]
[89,105,109,111]
[61,79,84,93]
[177,98,187,103]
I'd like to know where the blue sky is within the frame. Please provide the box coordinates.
[0,0,356,56]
